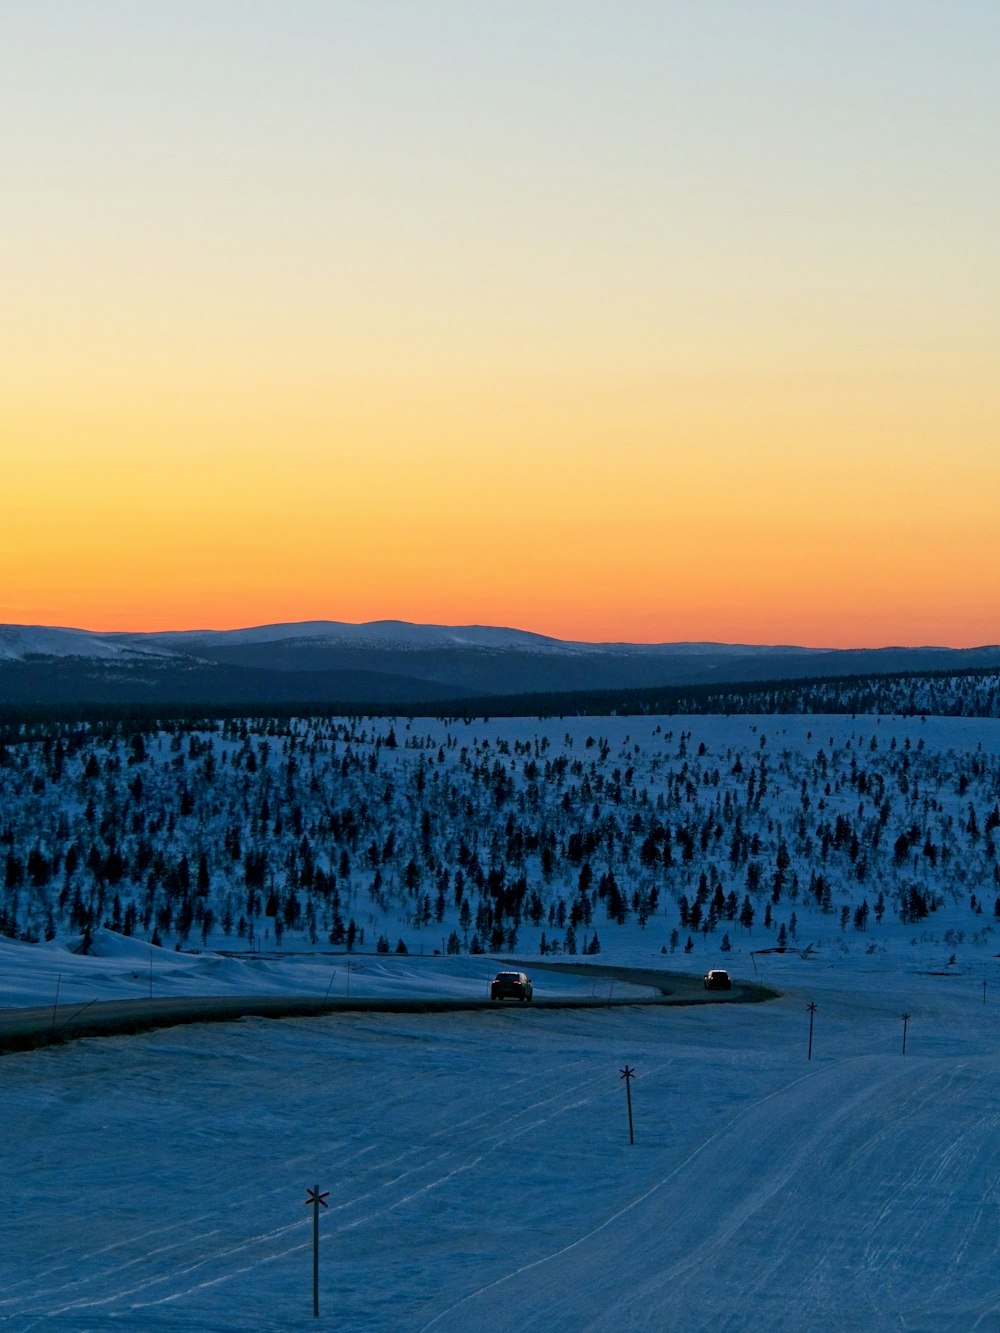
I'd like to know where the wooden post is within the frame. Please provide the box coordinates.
[902,1012,910,1055]
[807,1002,817,1060]
[305,1185,328,1317]
[619,1065,636,1144]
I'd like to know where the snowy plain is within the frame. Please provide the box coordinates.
[2,712,1000,1330]
[3,944,999,1331]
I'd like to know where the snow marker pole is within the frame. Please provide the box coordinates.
[807,1001,817,1060]
[620,1064,636,1144]
[305,1185,328,1317]
[901,1012,910,1055]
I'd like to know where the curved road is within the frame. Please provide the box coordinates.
[0,963,775,1055]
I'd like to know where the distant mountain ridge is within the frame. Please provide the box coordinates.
[1,619,999,711]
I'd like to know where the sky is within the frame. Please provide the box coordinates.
[2,1,998,647]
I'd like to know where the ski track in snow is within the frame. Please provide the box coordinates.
[419,1059,834,1330]
[0,1040,647,1326]
[422,1050,1000,1333]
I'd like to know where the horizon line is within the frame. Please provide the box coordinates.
[2,617,998,656]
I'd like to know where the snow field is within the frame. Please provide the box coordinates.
[3,951,1000,1330]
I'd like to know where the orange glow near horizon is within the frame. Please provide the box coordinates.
[5,354,998,647]
[3,7,998,650]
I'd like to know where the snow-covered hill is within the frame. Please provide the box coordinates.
[7,617,814,659]
[0,625,179,663]
[135,619,819,657]
[134,619,572,653]
[3,618,999,707]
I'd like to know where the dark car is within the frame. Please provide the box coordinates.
[491,970,533,1002]
[704,969,732,991]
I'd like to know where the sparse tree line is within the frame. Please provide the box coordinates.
[406,667,1000,721]
[0,711,998,959]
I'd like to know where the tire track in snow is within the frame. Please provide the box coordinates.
[6,1216,308,1325]
[328,1057,658,1230]
[418,1058,837,1331]
[0,1217,206,1304]
[421,1052,1000,1333]
[0,1050,636,1324]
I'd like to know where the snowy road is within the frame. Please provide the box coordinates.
[0,963,759,1054]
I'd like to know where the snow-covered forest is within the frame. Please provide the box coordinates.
[2,710,998,966]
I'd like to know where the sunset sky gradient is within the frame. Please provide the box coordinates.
[3,2,998,646]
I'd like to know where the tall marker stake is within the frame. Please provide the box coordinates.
[807,1002,817,1060]
[305,1185,328,1316]
[620,1065,636,1144]
[901,1012,911,1055]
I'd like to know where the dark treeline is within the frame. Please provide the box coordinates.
[2,666,999,733]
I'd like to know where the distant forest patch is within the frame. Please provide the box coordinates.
[2,666,999,729]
